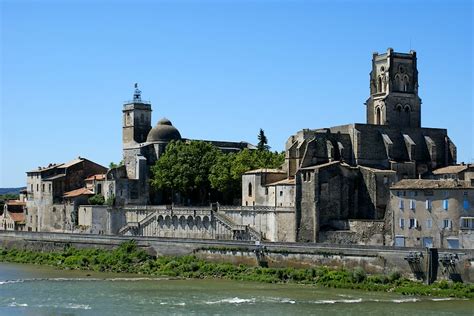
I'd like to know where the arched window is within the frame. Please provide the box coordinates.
[376,107,382,125]
[403,75,409,92]
[248,182,252,197]
[394,74,401,91]
[377,77,382,92]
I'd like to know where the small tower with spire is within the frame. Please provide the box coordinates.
[122,83,152,145]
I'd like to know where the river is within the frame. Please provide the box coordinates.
[0,262,472,315]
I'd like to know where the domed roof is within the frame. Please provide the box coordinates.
[146,118,181,142]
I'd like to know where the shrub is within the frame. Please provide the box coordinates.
[351,267,367,283]
[88,194,105,205]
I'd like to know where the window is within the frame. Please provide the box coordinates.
[447,239,459,249]
[265,187,268,195]
[422,237,433,248]
[460,217,474,229]
[383,176,388,184]
[395,236,405,247]
[463,200,469,211]
[409,218,418,229]
[396,191,400,197]
[443,219,452,229]
[443,199,449,210]
[425,199,432,211]
[303,173,306,181]
[42,184,45,192]
[409,199,416,210]
[30,184,33,192]
[48,183,51,192]
[307,173,311,181]
[399,199,404,210]
[36,184,39,192]
[248,183,252,197]
[399,218,405,229]
[426,219,432,229]
[279,191,283,197]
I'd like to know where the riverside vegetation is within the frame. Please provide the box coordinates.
[0,241,473,299]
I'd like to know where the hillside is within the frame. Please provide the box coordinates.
[0,187,26,195]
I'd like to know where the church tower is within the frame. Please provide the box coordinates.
[122,83,152,146]
[366,48,421,128]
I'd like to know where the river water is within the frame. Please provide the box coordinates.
[0,262,472,315]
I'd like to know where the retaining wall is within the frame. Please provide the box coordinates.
[0,231,472,283]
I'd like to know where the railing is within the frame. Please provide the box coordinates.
[218,205,294,212]
[123,100,151,105]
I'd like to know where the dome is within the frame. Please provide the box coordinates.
[146,118,181,142]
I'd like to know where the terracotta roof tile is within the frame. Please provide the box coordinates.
[390,179,473,190]
[6,200,26,206]
[8,212,25,223]
[85,174,106,181]
[433,165,469,175]
[63,187,94,198]
[266,178,295,186]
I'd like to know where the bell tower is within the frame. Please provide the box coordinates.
[122,83,152,146]
[366,48,421,128]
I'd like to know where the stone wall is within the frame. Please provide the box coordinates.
[0,231,472,283]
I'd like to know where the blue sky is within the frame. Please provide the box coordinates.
[1,0,472,187]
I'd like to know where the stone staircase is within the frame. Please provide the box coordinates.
[214,212,262,241]
[118,211,158,236]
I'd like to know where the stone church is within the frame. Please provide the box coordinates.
[243,48,457,244]
[105,84,255,206]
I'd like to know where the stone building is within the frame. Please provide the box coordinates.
[25,157,107,232]
[388,179,474,249]
[244,48,458,243]
[432,163,474,182]
[0,200,27,231]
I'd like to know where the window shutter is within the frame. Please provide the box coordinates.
[443,199,448,210]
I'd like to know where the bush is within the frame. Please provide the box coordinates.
[88,194,105,205]
[389,270,401,282]
[351,267,367,283]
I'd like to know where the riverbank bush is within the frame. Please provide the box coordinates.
[0,241,473,298]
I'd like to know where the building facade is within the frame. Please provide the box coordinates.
[389,179,474,249]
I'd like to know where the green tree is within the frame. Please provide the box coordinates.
[257,128,270,151]
[151,140,222,204]
[209,149,285,204]
[88,194,105,205]
[109,160,124,169]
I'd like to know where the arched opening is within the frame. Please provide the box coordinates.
[404,105,411,126]
[394,74,401,91]
[376,107,382,125]
[248,182,252,197]
[377,77,382,92]
[403,75,409,92]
